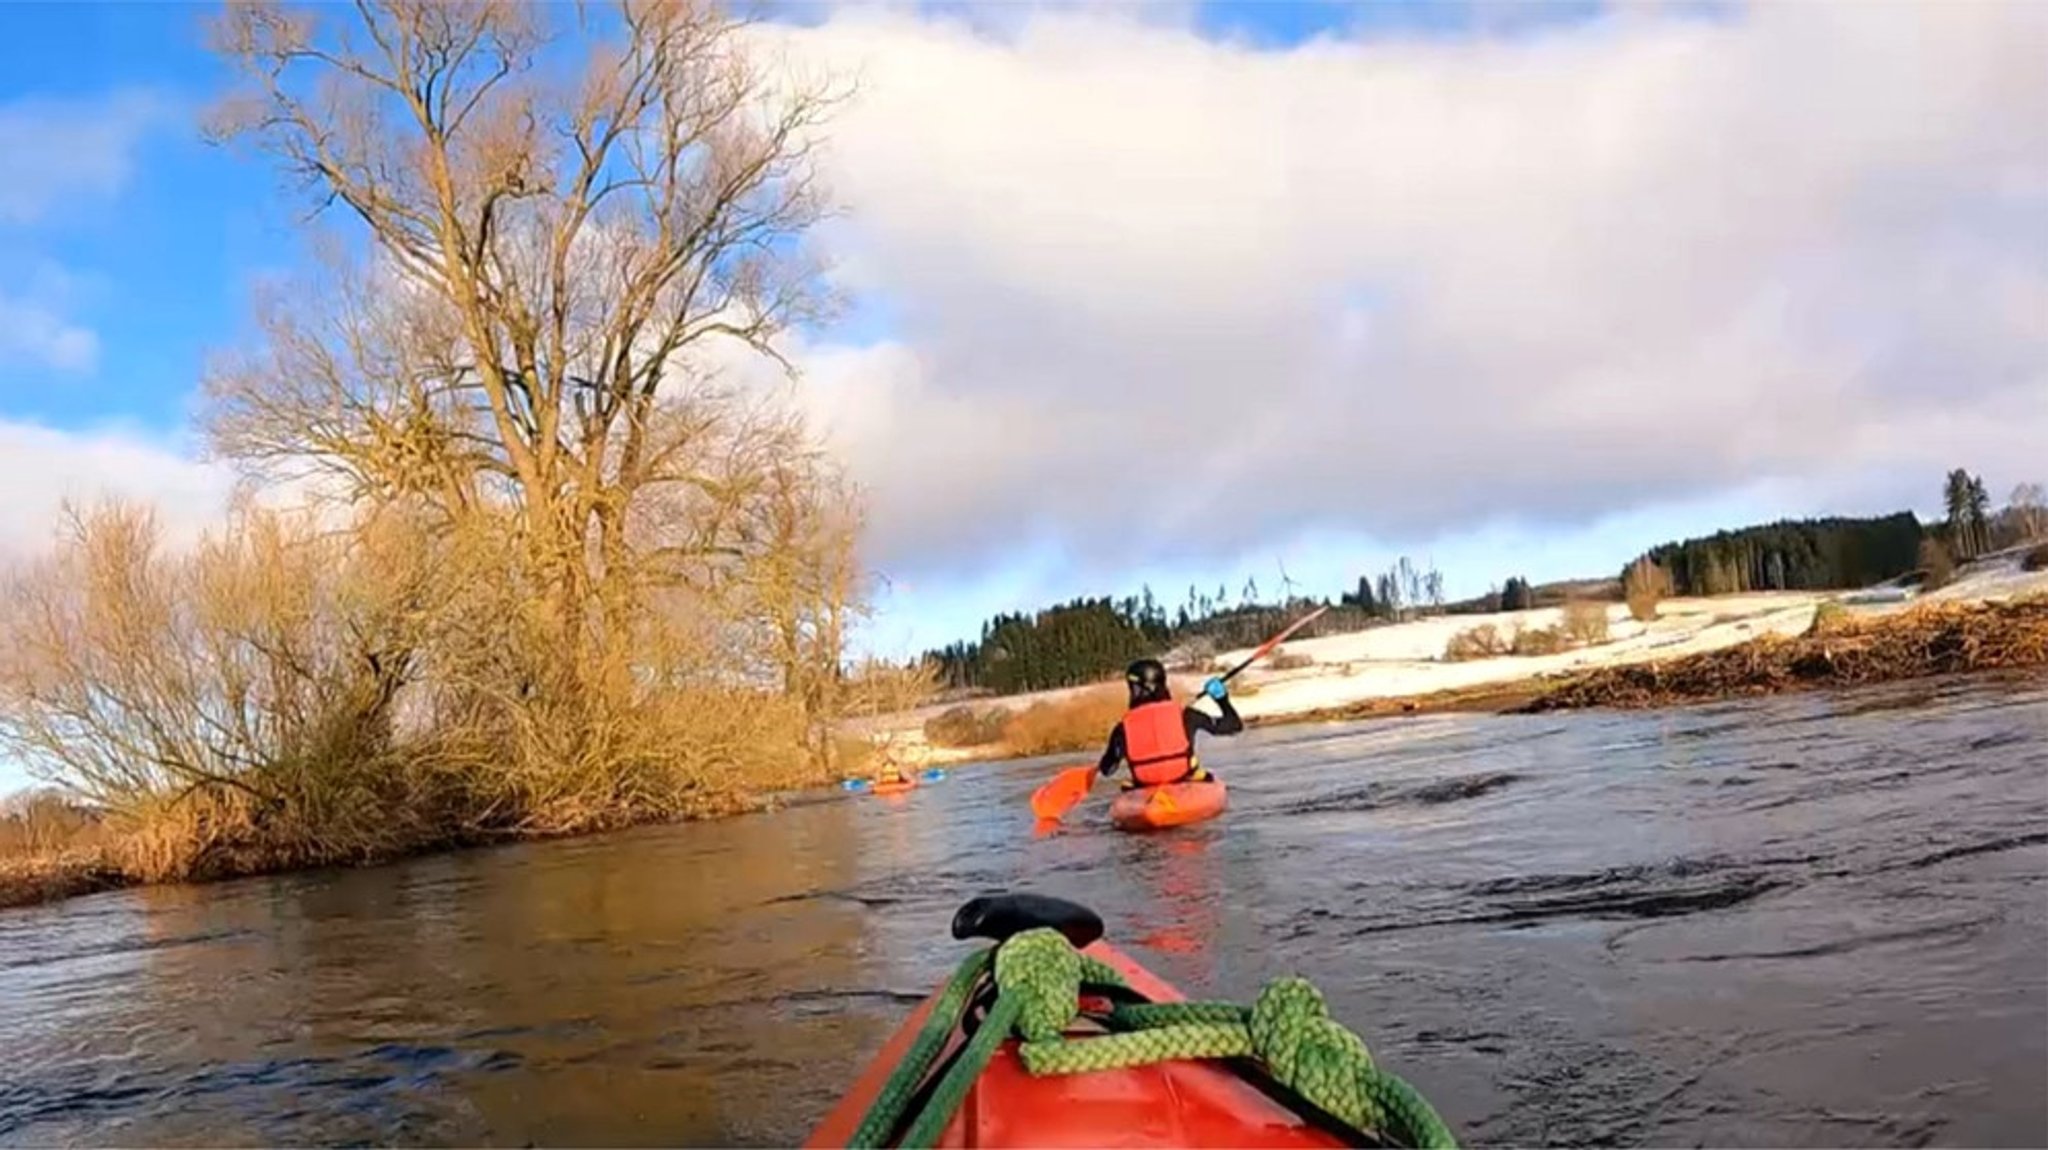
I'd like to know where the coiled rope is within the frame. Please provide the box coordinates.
[843,927,1456,1149]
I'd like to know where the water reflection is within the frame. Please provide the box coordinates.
[1123,834,1223,979]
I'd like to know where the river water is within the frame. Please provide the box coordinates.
[3,675,2045,1147]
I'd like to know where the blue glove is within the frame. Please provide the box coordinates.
[1203,677,1228,701]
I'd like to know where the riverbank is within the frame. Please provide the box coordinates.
[864,553,2048,762]
[0,854,125,909]
[9,561,2042,914]
[0,794,786,914]
[1518,596,2048,712]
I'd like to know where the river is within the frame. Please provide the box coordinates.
[3,675,2044,1147]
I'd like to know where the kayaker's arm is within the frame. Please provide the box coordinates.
[1095,722,1128,776]
[1184,693,1243,738]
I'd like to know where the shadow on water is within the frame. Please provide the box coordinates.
[3,676,2045,1147]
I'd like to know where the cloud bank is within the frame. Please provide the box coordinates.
[0,420,234,562]
[775,2,2048,583]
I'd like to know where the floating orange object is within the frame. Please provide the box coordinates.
[869,777,918,796]
[803,935,1346,1149]
[1108,778,1228,832]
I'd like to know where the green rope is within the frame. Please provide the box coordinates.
[899,930,1093,1149]
[845,947,991,1148]
[1032,977,1456,1149]
[842,928,1458,1150]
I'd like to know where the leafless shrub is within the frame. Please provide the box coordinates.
[1509,623,1570,657]
[926,705,1012,748]
[1560,600,1611,645]
[1443,624,1509,662]
[1267,647,1314,671]
[1919,537,1956,590]
[1624,558,1673,622]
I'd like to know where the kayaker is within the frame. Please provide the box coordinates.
[1096,659,1241,788]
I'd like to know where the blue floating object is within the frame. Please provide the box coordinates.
[919,768,948,783]
[841,778,871,792]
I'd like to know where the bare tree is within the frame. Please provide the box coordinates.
[2011,482,2046,543]
[1624,556,1673,621]
[740,452,870,766]
[203,0,849,675]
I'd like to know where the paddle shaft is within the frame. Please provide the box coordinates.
[1207,603,1331,691]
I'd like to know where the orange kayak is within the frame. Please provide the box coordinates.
[1108,778,1228,832]
[870,777,918,796]
[806,894,1453,1149]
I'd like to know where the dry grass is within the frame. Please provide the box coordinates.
[1521,598,2048,712]
[995,673,1218,757]
[0,855,123,909]
[1000,684,1130,758]
[1807,601,1851,638]
[924,704,1013,748]
[0,790,104,858]
[0,792,121,908]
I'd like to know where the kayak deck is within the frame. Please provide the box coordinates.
[1108,778,1228,831]
[806,936,1352,1148]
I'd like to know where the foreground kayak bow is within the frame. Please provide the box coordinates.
[806,893,1457,1149]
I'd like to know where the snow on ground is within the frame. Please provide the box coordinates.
[1917,545,2048,605]
[858,557,2048,762]
[1215,593,1822,721]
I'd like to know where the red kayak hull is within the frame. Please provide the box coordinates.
[869,778,918,796]
[805,939,1346,1148]
[1108,779,1228,832]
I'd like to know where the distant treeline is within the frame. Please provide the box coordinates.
[925,471,2047,699]
[925,590,1375,695]
[1624,513,1925,596]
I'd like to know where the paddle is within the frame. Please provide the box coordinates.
[1027,603,1333,826]
[1030,763,1096,821]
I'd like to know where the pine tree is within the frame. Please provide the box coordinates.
[1966,475,1991,557]
[1944,468,1976,559]
[1501,576,1533,612]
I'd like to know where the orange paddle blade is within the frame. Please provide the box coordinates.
[1030,765,1096,821]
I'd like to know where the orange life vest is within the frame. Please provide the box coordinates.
[1123,699,1193,786]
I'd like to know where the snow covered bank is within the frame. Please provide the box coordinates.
[858,558,2048,765]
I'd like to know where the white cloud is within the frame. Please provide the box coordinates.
[0,420,236,562]
[0,90,172,226]
[0,291,98,372]
[764,2,2048,583]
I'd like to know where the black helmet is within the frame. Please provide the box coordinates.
[1124,658,1170,706]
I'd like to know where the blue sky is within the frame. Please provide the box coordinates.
[2,0,2041,794]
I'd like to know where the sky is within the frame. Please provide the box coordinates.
[1,0,2045,789]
